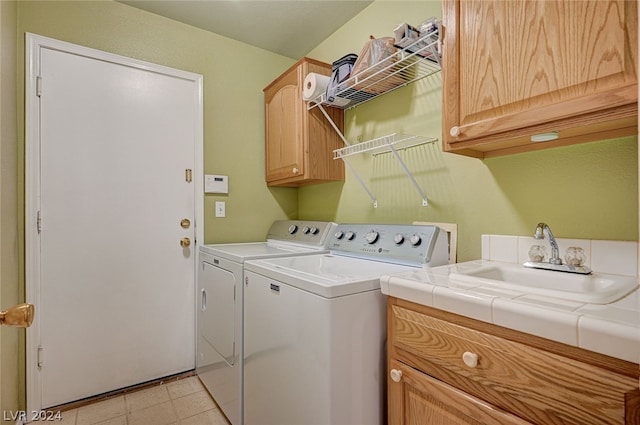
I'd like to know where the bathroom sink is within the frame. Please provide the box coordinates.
[449,262,638,304]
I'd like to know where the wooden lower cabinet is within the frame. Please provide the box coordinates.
[388,298,640,425]
[389,359,532,425]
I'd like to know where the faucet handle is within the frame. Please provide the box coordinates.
[528,245,546,262]
[565,247,586,267]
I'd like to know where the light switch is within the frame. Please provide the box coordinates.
[215,201,226,218]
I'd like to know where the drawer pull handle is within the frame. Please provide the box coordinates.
[449,126,461,137]
[390,369,403,383]
[462,351,478,368]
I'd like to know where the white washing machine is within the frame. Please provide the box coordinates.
[243,223,450,425]
[197,220,336,425]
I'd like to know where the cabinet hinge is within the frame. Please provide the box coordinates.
[37,210,41,234]
[37,346,44,369]
[36,76,42,97]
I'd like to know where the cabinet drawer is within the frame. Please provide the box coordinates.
[391,304,639,425]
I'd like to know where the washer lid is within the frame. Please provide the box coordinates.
[244,254,417,298]
[199,242,324,263]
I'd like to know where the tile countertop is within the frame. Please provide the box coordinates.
[380,259,640,364]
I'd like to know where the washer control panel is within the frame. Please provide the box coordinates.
[267,220,337,247]
[328,223,450,266]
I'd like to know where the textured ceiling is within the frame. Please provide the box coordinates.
[119,0,373,59]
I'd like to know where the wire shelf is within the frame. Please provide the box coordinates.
[333,133,438,159]
[308,29,441,110]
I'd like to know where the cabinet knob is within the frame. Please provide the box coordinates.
[462,351,478,368]
[390,368,403,382]
[292,167,300,174]
[449,126,461,137]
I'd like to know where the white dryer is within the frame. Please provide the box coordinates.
[197,220,336,425]
[243,223,450,425]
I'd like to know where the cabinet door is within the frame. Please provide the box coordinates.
[389,360,532,425]
[442,0,638,157]
[265,65,303,183]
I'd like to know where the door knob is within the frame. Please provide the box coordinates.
[1,303,35,328]
[180,237,191,248]
[180,218,191,229]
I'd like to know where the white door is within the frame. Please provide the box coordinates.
[25,34,203,409]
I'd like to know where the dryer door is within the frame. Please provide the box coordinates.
[201,262,236,365]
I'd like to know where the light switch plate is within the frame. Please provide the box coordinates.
[215,201,226,218]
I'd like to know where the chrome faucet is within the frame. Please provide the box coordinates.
[533,222,562,265]
[524,222,592,275]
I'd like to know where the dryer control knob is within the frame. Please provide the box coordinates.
[394,233,405,245]
[365,231,379,244]
[334,231,344,239]
[410,234,422,246]
[288,225,298,234]
[345,231,356,241]
[309,226,319,235]
[302,226,311,234]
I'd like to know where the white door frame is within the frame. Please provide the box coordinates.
[24,33,204,412]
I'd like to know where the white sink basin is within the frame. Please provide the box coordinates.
[449,262,638,304]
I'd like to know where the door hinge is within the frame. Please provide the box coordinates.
[37,346,44,369]
[185,169,192,183]
[36,76,42,97]
[37,210,41,234]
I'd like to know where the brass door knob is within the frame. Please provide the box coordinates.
[180,237,191,248]
[0,303,35,328]
[180,218,191,229]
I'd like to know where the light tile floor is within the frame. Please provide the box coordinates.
[54,376,230,425]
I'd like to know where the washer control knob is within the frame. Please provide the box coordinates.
[390,369,403,383]
[288,225,298,234]
[345,231,356,241]
[410,234,422,246]
[309,226,319,235]
[365,231,379,244]
[302,226,311,234]
[334,231,344,239]
[394,233,405,245]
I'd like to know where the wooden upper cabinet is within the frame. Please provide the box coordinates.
[264,57,345,187]
[442,0,638,158]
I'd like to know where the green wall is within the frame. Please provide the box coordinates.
[302,0,638,261]
[17,0,298,245]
